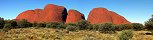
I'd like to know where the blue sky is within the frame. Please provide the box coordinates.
[0,0,153,24]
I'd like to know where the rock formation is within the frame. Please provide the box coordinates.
[87,8,130,24]
[66,9,85,23]
[16,4,67,23]
[108,11,130,24]
[16,4,130,24]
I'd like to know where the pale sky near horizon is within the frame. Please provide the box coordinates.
[0,0,153,24]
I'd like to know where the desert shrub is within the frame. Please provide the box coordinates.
[92,24,100,31]
[66,25,78,31]
[46,22,65,29]
[86,23,93,30]
[66,20,93,30]
[116,24,127,31]
[118,30,133,40]
[131,23,144,30]
[124,24,132,29]
[36,23,46,27]
[116,24,124,31]
[66,23,79,31]
[3,23,12,32]
[98,23,116,33]
[4,20,17,28]
[76,20,88,30]
[0,17,5,29]
[116,24,132,31]
[32,22,38,27]
[17,19,32,28]
[66,23,77,26]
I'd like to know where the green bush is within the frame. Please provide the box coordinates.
[17,19,32,28]
[66,23,77,26]
[77,20,88,30]
[4,20,17,28]
[32,22,38,27]
[116,24,126,31]
[36,23,46,27]
[46,22,65,29]
[119,30,133,40]
[66,25,78,31]
[116,24,132,31]
[3,23,12,32]
[131,23,144,30]
[0,17,5,29]
[86,24,93,30]
[98,23,116,33]
[92,24,100,31]
[66,23,79,31]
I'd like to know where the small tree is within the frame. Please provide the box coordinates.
[131,23,144,30]
[145,15,153,30]
[145,22,153,30]
[17,19,32,28]
[0,17,5,29]
[148,15,153,22]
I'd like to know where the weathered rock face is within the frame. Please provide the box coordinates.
[108,11,130,24]
[16,4,67,23]
[42,4,67,22]
[87,8,130,24]
[66,9,85,23]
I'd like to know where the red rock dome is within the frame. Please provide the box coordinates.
[16,4,130,24]
[16,4,67,23]
[66,9,85,23]
[87,7,130,24]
